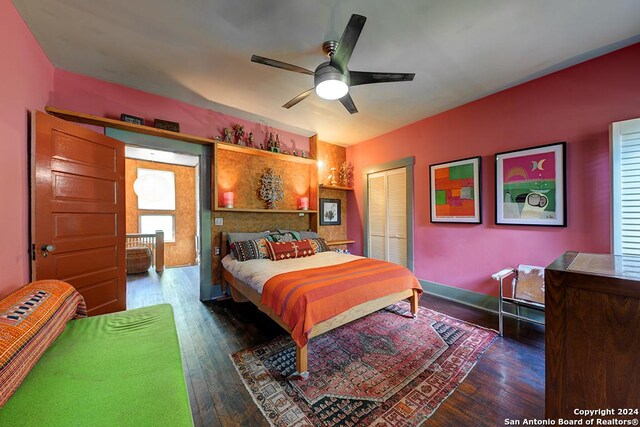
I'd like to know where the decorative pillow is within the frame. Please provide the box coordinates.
[227,231,270,245]
[307,237,330,254]
[266,240,315,261]
[299,230,321,240]
[267,231,301,243]
[230,238,271,262]
[0,280,86,407]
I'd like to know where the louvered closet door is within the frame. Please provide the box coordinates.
[613,118,640,257]
[387,169,407,266]
[368,172,387,260]
[367,167,407,267]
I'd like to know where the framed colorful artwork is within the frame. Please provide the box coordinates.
[430,156,482,223]
[495,142,566,226]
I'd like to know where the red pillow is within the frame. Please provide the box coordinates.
[266,240,314,261]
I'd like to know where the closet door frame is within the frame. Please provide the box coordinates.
[363,157,415,272]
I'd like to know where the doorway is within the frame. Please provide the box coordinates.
[363,157,415,271]
[106,128,215,302]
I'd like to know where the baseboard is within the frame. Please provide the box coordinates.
[419,279,544,323]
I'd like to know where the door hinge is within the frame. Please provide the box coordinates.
[31,243,36,261]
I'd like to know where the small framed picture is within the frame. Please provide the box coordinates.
[120,113,144,125]
[495,142,566,226]
[153,119,180,133]
[430,156,482,224]
[320,198,341,226]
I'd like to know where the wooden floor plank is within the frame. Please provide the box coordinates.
[127,266,545,426]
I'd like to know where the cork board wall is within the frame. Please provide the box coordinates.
[216,148,314,210]
[125,159,197,267]
[317,140,349,243]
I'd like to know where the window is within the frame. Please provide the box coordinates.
[611,118,640,256]
[134,168,176,210]
[139,215,175,242]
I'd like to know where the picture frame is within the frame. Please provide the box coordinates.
[430,156,482,224]
[120,113,144,125]
[153,118,180,133]
[495,142,566,227]
[320,198,341,226]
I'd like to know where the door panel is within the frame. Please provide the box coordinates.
[32,111,126,315]
[367,167,408,267]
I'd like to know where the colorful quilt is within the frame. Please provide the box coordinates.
[262,258,422,347]
[0,280,86,407]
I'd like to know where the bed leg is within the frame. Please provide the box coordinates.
[410,289,419,318]
[291,345,309,380]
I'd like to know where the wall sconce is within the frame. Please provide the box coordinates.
[299,197,309,211]
[223,192,235,208]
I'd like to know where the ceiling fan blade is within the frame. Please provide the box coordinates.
[330,14,367,72]
[339,93,358,114]
[283,88,314,109]
[251,55,314,75]
[350,71,416,86]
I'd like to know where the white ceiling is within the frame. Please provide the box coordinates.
[13,0,640,146]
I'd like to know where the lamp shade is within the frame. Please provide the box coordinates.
[223,192,234,208]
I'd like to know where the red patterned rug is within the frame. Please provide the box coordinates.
[231,302,497,426]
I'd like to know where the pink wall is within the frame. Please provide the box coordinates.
[0,1,54,297]
[347,43,640,297]
[52,70,310,153]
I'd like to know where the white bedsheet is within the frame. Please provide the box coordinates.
[221,251,363,294]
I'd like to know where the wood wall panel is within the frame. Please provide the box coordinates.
[125,159,197,267]
[216,149,313,210]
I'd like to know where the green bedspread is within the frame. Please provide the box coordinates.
[0,304,193,427]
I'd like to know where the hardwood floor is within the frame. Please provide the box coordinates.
[127,266,545,426]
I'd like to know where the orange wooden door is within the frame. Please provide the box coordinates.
[31,111,126,315]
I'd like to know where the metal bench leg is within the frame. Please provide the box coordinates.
[499,277,504,336]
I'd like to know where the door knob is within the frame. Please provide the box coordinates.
[41,244,56,257]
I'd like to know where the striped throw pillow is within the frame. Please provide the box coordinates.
[230,237,270,262]
[307,238,330,254]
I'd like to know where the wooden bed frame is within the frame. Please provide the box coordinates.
[220,232,419,378]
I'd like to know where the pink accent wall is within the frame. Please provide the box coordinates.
[347,43,640,297]
[52,69,310,153]
[0,1,54,297]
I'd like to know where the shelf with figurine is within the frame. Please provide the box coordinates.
[214,124,316,165]
[319,161,354,190]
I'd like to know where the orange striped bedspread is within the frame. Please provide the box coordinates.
[261,258,422,348]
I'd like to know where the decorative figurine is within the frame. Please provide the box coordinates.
[223,128,233,143]
[247,132,255,148]
[268,132,280,153]
[293,150,298,156]
[258,168,284,209]
[329,167,338,186]
[301,150,307,158]
[339,161,355,187]
[233,124,245,145]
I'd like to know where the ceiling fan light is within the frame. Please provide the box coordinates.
[315,79,349,100]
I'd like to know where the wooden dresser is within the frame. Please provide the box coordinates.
[545,252,640,419]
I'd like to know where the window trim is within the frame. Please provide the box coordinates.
[138,214,176,243]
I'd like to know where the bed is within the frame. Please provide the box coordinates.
[220,232,422,378]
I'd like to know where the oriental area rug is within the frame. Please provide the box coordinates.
[231,302,497,426]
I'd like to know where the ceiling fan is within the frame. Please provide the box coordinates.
[251,14,415,114]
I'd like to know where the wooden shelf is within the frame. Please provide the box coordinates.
[216,142,317,165]
[326,240,355,246]
[320,184,354,191]
[214,207,317,214]
[45,106,214,145]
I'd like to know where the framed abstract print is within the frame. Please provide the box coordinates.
[495,142,566,226]
[430,156,482,223]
